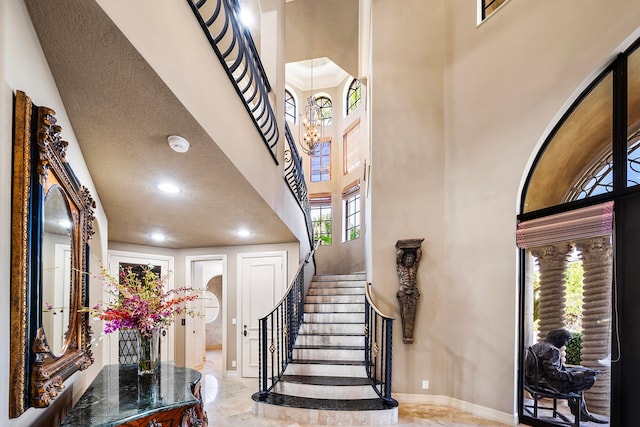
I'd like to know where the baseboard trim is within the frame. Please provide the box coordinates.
[225,370,238,377]
[206,344,222,350]
[394,393,517,426]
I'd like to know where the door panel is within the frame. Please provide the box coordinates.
[240,253,285,377]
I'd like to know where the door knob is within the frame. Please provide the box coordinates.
[243,324,247,336]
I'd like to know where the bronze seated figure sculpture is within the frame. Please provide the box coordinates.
[525,328,607,424]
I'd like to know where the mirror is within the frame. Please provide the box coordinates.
[10,90,95,417]
[42,186,73,356]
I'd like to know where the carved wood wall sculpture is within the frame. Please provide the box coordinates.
[10,90,95,418]
[395,238,424,344]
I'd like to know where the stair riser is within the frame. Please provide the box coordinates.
[308,287,364,296]
[313,274,366,282]
[304,303,364,313]
[304,313,365,323]
[311,280,366,288]
[305,295,365,304]
[299,323,364,335]
[296,335,364,347]
[294,348,364,361]
[273,382,378,400]
[285,363,368,377]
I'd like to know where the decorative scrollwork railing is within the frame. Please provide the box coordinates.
[364,283,395,403]
[187,0,279,163]
[284,122,314,243]
[256,239,320,397]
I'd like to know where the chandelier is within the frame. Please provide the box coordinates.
[300,59,323,156]
[301,96,323,155]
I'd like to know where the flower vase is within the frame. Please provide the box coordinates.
[136,328,161,376]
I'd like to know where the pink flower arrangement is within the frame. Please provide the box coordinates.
[88,264,199,337]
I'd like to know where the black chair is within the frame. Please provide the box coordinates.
[524,346,582,427]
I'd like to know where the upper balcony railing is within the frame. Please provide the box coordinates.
[284,123,314,244]
[187,0,279,163]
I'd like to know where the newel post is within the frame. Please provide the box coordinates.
[395,238,424,344]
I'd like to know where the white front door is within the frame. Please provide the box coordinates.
[107,251,174,365]
[239,252,286,378]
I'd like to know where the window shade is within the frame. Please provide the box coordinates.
[516,201,614,248]
[342,179,361,198]
[310,193,332,206]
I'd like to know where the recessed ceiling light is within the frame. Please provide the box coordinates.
[167,135,190,153]
[158,182,180,194]
[237,229,251,237]
[151,233,166,242]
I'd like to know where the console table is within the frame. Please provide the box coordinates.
[60,362,207,426]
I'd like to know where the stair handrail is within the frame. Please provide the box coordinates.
[364,282,395,403]
[257,239,321,397]
[186,0,279,163]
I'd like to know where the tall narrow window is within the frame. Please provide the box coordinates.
[347,79,362,115]
[343,180,361,241]
[285,89,296,124]
[310,140,331,182]
[316,96,332,126]
[344,119,361,174]
[310,193,332,245]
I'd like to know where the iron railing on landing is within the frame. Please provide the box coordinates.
[256,239,320,397]
[284,123,314,244]
[365,283,395,403]
[186,0,279,164]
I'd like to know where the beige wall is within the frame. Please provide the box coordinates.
[369,0,640,420]
[285,0,359,77]
[369,0,447,405]
[1,0,109,424]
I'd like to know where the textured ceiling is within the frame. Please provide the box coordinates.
[25,0,296,249]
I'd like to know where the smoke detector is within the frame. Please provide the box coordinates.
[168,135,190,153]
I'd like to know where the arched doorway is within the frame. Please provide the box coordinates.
[518,36,640,426]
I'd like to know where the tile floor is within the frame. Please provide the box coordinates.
[200,351,512,426]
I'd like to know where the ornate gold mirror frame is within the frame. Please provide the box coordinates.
[10,90,95,418]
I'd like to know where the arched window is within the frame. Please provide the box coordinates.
[517,38,640,426]
[315,96,332,126]
[346,79,362,115]
[285,89,296,124]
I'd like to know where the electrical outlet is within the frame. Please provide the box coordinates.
[231,360,237,368]
[422,380,429,390]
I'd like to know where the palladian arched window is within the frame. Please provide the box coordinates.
[346,79,362,115]
[315,96,332,126]
[517,38,640,427]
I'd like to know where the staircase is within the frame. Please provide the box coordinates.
[252,273,398,425]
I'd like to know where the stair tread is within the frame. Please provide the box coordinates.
[294,344,364,350]
[298,332,364,336]
[290,359,367,366]
[252,392,398,411]
[280,375,373,386]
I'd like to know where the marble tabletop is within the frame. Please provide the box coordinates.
[60,362,202,426]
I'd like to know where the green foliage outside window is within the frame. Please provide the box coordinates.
[564,260,584,332]
[566,331,583,365]
[312,211,332,245]
[532,254,585,363]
